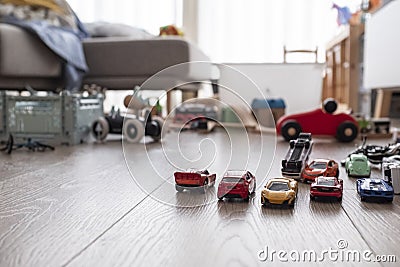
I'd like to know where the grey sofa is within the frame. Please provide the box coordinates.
[0,23,216,92]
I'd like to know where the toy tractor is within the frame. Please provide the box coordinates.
[91,93,165,143]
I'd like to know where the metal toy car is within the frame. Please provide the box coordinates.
[301,159,339,183]
[282,133,313,179]
[276,98,358,142]
[261,178,298,207]
[217,170,256,201]
[342,138,400,165]
[92,107,164,143]
[174,169,216,192]
[345,154,371,177]
[310,176,343,201]
[357,178,394,202]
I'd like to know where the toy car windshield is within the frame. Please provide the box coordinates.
[310,162,327,169]
[222,177,243,183]
[369,182,384,190]
[268,182,289,191]
[317,179,335,186]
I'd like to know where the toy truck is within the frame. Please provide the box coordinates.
[281,133,313,179]
[382,157,400,194]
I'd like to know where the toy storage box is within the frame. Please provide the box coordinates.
[0,92,103,145]
[251,98,286,127]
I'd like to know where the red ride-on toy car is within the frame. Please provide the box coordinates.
[276,98,358,142]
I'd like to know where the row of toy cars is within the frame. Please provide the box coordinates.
[174,168,299,206]
[173,133,396,206]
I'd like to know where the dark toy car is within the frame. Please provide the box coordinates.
[282,133,313,179]
[342,138,400,165]
[92,107,164,143]
[357,178,394,202]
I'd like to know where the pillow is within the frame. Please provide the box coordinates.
[0,0,77,29]
[84,22,154,39]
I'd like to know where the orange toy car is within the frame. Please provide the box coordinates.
[301,159,339,183]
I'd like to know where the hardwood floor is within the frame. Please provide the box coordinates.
[0,129,399,267]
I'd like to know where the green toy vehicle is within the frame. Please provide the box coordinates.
[345,154,371,177]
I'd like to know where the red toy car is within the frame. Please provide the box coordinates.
[217,170,256,201]
[276,99,358,142]
[174,169,216,192]
[301,159,339,183]
[310,176,343,201]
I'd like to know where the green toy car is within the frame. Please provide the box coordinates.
[345,154,371,177]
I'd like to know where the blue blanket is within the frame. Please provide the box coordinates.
[1,15,89,91]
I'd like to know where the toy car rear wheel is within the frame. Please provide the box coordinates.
[175,184,184,192]
[151,116,166,142]
[310,195,315,201]
[281,120,302,141]
[200,179,209,193]
[92,117,109,141]
[123,119,145,143]
[336,121,358,142]
[337,196,342,202]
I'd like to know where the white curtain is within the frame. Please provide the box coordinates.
[197,0,359,63]
[67,0,183,35]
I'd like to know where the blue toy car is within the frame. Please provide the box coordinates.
[357,178,394,202]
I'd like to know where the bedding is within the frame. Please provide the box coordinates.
[0,0,88,90]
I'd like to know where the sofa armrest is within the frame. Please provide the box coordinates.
[0,24,62,78]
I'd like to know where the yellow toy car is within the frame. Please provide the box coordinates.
[261,178,298,207]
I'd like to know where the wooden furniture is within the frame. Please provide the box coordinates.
[364,1,400,118]
[322,24,364,112]
[1,131,399,266]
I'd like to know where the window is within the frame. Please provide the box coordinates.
[197,0,358,63]
[67,0,183,35]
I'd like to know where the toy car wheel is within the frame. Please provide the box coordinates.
[336,121,358,142]
[305,140,310,149]
[360,196,366,202]
[322,98,338,114]
[123,119,145,143]
[281,120,302,141]
[175,184,184,192]
[337,196,342,202]
[289,140,295,149]
[200,179,209,193]
[310,195,315,201]
[92,117,109,141]
[151,116,166,142]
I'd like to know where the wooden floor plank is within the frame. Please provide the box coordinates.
[1,130,399,266]
[0,142,150,267]
[67,132,395,267]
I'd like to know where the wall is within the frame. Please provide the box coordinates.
[364,0,400,89]
[218,63,324,115]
